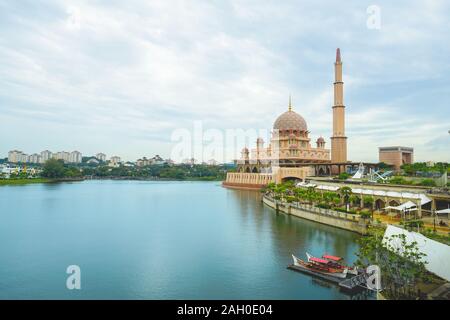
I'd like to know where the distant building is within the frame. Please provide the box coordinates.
[136,157,150,167]
[96,153,106,162]
[86,158,100,165]
[69,151,82,164]
[8,150,24,163]
[182,158,197,165]
[379,146,414,171]
[29,153,41,164]
[53,151,70,163]
[151,155,165,165]
[207,159,219,166]
[8,149,81,164]
[136,155,167,167]
[109,156,121,167]
[123,161,135,167]
[40,150,52,163]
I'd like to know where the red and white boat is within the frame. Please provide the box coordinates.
[291,254,348,279]
[306,252,358,275]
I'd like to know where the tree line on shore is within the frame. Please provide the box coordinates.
[39,159,227,181]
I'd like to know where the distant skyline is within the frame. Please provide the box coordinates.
[1,0,449,162]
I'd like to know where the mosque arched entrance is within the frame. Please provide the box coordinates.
[375,199,385,210]
[281,176,303,184]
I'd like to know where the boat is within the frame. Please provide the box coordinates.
[306,252,358,275]
[291,254,348,279]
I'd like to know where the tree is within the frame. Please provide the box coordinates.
[306,186,317,206]
[65,167,82,178]
[363,196,375,220]
[377,162,392,170]
[294,187,306,204]
[41,159,66,178]
[337,172,350,180]
[338,186,352,210]
[356,228,429,299]
[349,194,358,208]
[323,191,335,207]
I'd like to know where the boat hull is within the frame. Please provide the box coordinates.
[306,252,358,275]
[292,255,348,279]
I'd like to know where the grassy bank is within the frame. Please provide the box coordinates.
[0,178,51,185]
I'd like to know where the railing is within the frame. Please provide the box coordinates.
[264,195,363,223]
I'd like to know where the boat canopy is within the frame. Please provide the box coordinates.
[309,257,329,264]
[323,255,342,261]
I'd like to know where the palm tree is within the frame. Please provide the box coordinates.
[349,194,358,209]
[306,186,317,207]
[332,195,341,212]
[294,187,306,205]
[266,182,276,195]
[323,191,334,208]
[338,186,353,211]
[363,196,375,221]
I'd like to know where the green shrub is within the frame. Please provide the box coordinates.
[337,172,350,180]
[359,211,372,219]
[419,179,436,187]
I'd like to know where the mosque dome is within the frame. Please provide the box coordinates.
[273,110,307,131]
[273,96,307,131]
[317,136,325,143]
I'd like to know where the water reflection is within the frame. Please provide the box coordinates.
[0,181,367,299]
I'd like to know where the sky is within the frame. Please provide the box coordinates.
[0,0,449,163]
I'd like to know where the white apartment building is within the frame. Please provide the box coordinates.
[53,151,71,163]
[40,150,53,163]
[69,151,82,164]
[8,149,81,164]
[109,156,121,167]
[7,150,28,163]
[29,153,41,164]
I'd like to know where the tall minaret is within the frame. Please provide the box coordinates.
[331,48,347,163]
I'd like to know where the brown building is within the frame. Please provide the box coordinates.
[379,146,414,171]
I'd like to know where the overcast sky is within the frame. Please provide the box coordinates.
[0,0,449,162]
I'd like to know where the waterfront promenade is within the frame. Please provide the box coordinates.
[262,195,368,234]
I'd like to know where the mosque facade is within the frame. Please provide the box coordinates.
[224,48,348,189]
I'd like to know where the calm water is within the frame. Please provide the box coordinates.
[0,180,363,299]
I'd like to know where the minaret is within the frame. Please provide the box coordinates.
[331,48,347,163]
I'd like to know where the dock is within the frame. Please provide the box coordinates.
[287,264,368,291]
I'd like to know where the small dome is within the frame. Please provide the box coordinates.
[317,137,325,143]
[273,110,307,131]
[241,147,249,152]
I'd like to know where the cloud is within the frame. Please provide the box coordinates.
[0,0,449,162]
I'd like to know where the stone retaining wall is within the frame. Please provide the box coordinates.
[262,195,368,234]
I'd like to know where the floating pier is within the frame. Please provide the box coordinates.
[287,264,368,292]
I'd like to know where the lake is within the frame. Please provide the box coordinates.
[0,180,364,299]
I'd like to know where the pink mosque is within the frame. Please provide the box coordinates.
[224,48,349,189]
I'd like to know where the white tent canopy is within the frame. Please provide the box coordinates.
[297,183,432,205]
[383,225,450,282]
[436,208,450,214]
[383,201,417,212]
